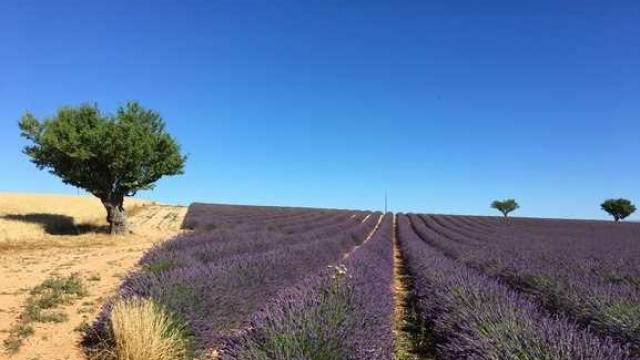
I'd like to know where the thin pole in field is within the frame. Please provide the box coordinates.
[385,190,388,213]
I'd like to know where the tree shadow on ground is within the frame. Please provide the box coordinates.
[1,213,108,235]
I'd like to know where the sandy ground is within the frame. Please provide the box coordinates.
[393,215,433,360]
[0,193,186,360]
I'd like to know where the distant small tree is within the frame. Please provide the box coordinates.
[601,199,636,222]
[19,102,186,235]
[491,199,519,217]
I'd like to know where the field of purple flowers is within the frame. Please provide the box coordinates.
[220,213,394,359]
[84,203,392,359]
[397,213,640,359]
[83,202,640,359]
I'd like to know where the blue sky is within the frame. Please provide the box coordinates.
[1,0,638,219]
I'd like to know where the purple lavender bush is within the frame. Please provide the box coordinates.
[220,214,395,360]
[408,213,640,354]
[397,214,636,360]
[83,204,377,356]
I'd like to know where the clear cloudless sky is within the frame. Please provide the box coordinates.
[1,0,638,220]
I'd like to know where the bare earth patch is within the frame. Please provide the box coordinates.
[393,215,435,360]
[0,193,186,360]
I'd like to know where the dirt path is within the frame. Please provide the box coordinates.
[341,213,383,261]
[0,204,186,360]
[393,214,434,360]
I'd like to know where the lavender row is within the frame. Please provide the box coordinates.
[397,214,635,360]
[414,213,640,289]
[84,205,378,354]
[437,214,640,280]
[412,214,640,352]
[431,213,640,287]
[138,211,367,271]
[183,202,365,232]
[182,202,312,230]
[220,214,395,360]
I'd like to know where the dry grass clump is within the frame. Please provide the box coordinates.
[108,297,192,360]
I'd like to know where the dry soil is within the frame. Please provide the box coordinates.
[0,193,186,360]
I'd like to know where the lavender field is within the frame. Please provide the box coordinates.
[84,203,392,359]
[397,213,640,359]
[83,203,640,360]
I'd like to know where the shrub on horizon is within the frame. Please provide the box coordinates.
[491,199,519,217]
[601,198,636,222]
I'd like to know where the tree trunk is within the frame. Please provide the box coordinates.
[102,195,127,235]
[502,213,510,225]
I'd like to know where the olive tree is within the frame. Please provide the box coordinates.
[491,199,519,217]
[19,102,186,234]
[601,198,636,222]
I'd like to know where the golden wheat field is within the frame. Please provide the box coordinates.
[0,193,186,360]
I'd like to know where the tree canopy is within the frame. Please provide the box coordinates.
[491,199,519,217]
[19,102,186,234]
[601,199,636,222]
